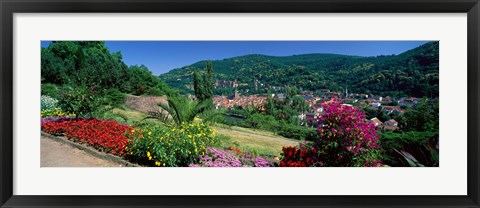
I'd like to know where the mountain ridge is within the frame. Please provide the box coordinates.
[160,42,439,98]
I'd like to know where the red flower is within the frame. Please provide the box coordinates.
[42,119,133,156]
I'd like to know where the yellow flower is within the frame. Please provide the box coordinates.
[148,131,152,136]
[131,129,135,133]
[163,163,166,167]
[155,161,161,166]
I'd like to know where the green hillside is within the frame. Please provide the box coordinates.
[160,41,439,98]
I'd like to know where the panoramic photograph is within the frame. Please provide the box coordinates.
[40,41,439,167]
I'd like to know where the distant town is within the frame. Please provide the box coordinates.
[212,79,431,131]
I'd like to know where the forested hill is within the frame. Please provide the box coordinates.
[160,41,439,98]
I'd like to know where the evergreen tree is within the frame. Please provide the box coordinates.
[193,61,214,102]
[205,61,213,99]
[193,70,203,100]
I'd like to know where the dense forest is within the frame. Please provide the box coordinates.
[41,41,177,97]
[160,42,438,98]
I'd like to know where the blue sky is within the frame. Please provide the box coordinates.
[41,41,429,75]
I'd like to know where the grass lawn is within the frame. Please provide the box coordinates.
[214,127,299,157]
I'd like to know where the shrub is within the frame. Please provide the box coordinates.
[101,88,126,107]
[41,95,59,111]
[189,147,273,167]
[41,84,60,99]
[146,87,165,96]
[277,124,317,141]
[41,119,133,156]
[57,85,104,118]
[126,122,220,167]
[315,100,383,167]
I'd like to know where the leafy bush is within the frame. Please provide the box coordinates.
[101,88,126,107]
[315,100,383,167]
[41,95,59,111]
[277,124,318,141]
[57,85,103,118]
[41,119,133,156]
[189,147,273,167]
[219,115,251,128]
[146,87,165,96]
[126,122,220,167]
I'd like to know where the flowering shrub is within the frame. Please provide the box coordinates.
[315,100,383,167]
[41,95,59,111]
[41,108,76,118]
[280,142,320,167]
[57,85,103,118]
[189,147,273,167]
[126,122,220,167]
[41,119,133,156]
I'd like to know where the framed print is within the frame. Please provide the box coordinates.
[1,0,479,207]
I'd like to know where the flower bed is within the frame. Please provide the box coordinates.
[280,142,319,167]
[41,119,133,156]
[126,122,220,167]
[189,147,273,167]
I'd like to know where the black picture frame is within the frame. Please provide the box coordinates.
[1,0,479,207]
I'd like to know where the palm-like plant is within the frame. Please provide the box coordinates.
[145,96,220,125]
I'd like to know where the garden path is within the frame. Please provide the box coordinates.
[41,136,122,167]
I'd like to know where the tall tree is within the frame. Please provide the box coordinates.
[205,61,213,99]
[193,70,204,100]
[193,61,214,106]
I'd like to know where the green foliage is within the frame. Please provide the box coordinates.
[128,64,176,96]
[145,95,218,125]
[57,85,104,118]
[41,41,176,97]
[126,123,220,167]
[193,61,214,107]
[398,98,439,132]
[376,108,391,122]
[262,86,308,124]
[277,124,318,141]
[245,113,277,129]
[101,88,126,108]
[41,84,60,99]
[161,42,439,98]
[41,41,130,91]
[378,130,439,166]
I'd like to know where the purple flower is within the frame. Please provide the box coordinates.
[41,116,75,125]
[189,147,273,167]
